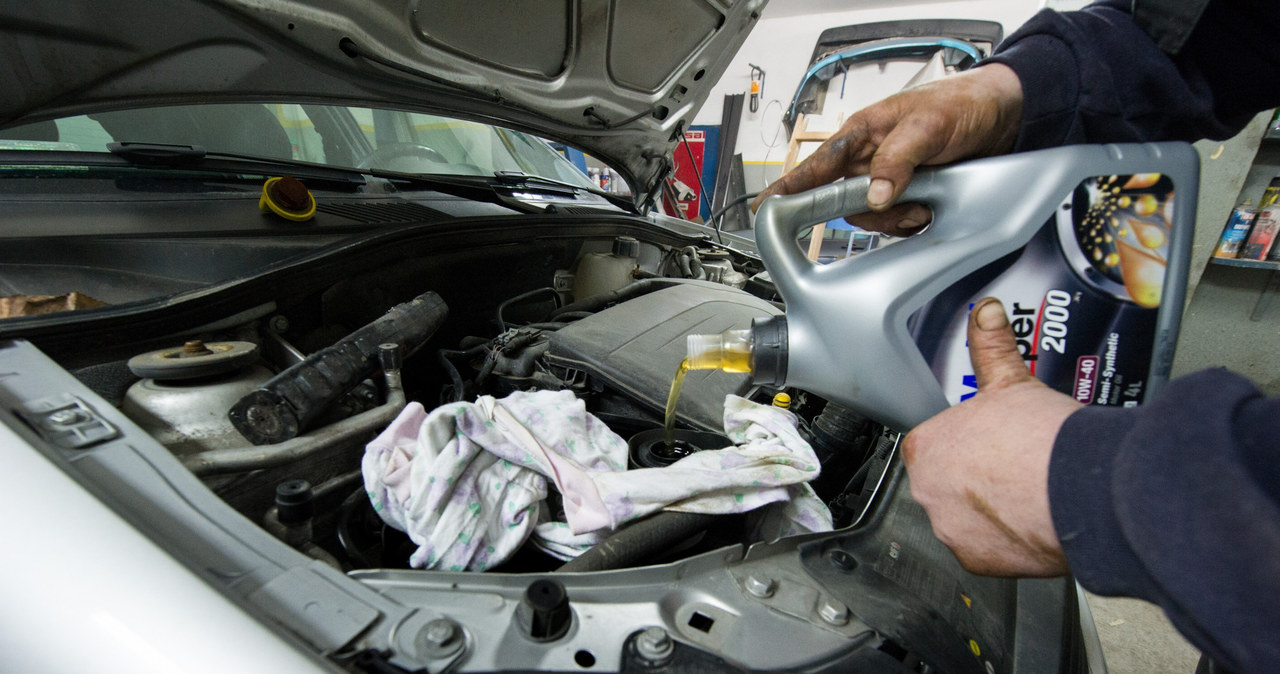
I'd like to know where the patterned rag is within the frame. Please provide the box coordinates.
[362,390,831,571]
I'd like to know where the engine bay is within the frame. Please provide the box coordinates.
[0,212,1088,673]
[80,225,888,576]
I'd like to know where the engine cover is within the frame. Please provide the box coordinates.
[546,282,781,431]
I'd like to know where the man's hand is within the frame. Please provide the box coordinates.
[902,298,1080,577]
[750,64,1023,236]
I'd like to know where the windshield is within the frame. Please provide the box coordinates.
[0,103,598,189]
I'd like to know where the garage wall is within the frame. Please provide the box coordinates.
[697,0,1089,191]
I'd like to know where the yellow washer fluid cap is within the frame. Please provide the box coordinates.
[772,392,791,409]
[259,176,316,222]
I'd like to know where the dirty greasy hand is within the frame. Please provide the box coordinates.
[902,298,1080,577]
[750,64,1023,236]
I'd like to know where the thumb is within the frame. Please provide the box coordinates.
[968,298,1035,391]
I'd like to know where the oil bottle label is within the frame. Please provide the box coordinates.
[911,174,1176,407]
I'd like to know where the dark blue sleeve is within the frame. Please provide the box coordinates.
[1050,369,1280,672]
[984,0,1280,150]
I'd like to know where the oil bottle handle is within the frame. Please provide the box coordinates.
[753,159,1056,324]
[752,164,1049,288]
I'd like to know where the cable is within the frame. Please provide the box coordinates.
[758,99,785,166]
[679,127,723,245]
[710,191,760,229]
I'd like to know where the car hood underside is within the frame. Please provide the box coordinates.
[0,0,765,206]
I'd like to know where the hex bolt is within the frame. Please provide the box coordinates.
[827,549,858,572]
[418,618,464,658]
[635,626,673,663]
[269,315,290,333]
[818,598,850,626]
[744,575,777,598]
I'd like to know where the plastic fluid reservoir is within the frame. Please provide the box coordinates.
[573,235,639,300]
[723,143,1197,431]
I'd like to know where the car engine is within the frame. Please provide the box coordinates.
[103,233,883,576]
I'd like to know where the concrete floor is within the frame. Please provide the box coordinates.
[1085,592,1201,673]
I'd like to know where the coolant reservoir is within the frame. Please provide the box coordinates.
[750,143,1198,430]
[573,235,639,300]
[120,340,273,456]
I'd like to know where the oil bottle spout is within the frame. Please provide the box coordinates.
[683,316,788,384]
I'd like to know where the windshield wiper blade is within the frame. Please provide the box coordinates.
[99,144,581,213]
[101,141,374,185]
[107,141,207,163]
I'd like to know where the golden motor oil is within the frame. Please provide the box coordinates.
[749,143,1197,431]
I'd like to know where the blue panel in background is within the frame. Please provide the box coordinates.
[562,145,589,175]
[691,124,719,221]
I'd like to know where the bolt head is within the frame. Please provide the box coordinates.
[181,340,213,356]
[635,626,673,662]
[417,618,463,658]
[744,575,777,598]
[818,598,850,626]
[424,620,456,646]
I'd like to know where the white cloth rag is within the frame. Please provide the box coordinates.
[362,390,832,571]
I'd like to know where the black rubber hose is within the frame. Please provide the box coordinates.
[336,486,377,569]
[497,287,559,332]
[677,252,694,278]
[229,291,448,445]
[438,343,489,402]
[438,350,469,403]
[557,511,719,572]
[681,246,704,280]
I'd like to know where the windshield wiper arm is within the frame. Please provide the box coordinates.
[493,170,592,193]
[493,170,634,212]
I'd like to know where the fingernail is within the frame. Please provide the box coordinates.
[868,179,893,207]
[974,300,1009,331]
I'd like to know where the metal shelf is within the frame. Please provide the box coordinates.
[1209,257,1280,270]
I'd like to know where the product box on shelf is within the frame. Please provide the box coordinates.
[1215,200,1256,258]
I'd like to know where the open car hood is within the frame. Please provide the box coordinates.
[0,0,766,207]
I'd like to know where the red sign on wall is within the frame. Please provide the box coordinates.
[671,130,705,220]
